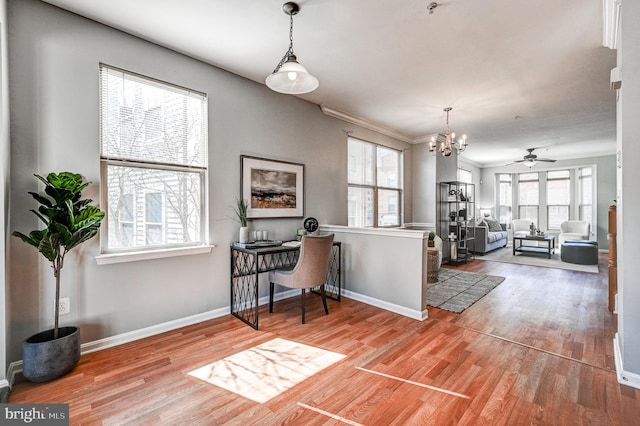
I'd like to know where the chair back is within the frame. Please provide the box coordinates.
[288,234,335,289]
[560,220,590,236]
[512,219,533,234]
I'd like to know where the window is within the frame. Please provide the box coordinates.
[348,138,402,227]
[100,64,208,253]
[547,170,570,229]
[458,168,472,184]
[518,172,539,225]
[579,167,593,223]
[497,174,512,225]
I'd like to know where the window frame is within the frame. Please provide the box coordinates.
[546,170,570,229]
[347,137,403,228]
[97,64,211,263]
[517,172,539,225]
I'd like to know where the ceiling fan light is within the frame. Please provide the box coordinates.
[265,57,319,94]
[524,159,536,168]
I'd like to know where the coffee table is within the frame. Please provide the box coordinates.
[513,234,555,259]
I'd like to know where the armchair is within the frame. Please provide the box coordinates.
[512,219,534,237]
[559,220,590,245]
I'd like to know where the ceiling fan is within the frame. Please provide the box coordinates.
[509,148,556,168]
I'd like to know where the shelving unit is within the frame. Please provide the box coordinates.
[438,181,475,265]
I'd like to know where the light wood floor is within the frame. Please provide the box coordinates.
[10,255,640,425]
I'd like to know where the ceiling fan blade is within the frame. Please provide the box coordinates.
[537,158,556,162]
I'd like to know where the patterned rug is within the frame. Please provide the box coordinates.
[427,269,505,313]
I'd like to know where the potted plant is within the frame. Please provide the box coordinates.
[12,172,105,382]
[232,197,249,243]
[449,211,457,222]
[428,231,436,247]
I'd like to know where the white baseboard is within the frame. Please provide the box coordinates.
[6,362,21,389]
[342,289,427,321]
[613,333,640,390]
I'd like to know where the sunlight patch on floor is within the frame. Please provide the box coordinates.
[188,338,346,403]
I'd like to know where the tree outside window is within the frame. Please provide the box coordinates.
[100,64,208,253]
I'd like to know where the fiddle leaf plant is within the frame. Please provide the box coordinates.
[13,172,105,339]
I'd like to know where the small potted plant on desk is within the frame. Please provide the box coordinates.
[233,198,249,243]
[12,172,104,382]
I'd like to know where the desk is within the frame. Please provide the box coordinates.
[230,242,341,329]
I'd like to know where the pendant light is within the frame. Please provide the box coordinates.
[265,2,319,95]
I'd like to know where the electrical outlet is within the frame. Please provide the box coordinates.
[58,297,70,315]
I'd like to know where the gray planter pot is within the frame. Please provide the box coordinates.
[22,326,80,383]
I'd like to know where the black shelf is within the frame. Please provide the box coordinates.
[438,181,476,265]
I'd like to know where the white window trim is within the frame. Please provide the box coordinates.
[98,64,209,260]
[95,244,215,265]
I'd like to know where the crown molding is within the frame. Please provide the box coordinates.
[320,105,414,143]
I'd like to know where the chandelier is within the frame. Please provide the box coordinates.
[265,2,319,95]
[429,107,468,157]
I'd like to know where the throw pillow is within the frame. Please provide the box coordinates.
[485,218,503,232]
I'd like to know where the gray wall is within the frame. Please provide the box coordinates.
[478,155,616,249]
[5,0,412,364]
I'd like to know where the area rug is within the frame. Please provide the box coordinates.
[427,269,505,313]
[479,244,599,274]
[188,338,345,403]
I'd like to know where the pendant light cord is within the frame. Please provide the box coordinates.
[272,11,295,73]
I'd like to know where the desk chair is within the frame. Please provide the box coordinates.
[269,233,334,324]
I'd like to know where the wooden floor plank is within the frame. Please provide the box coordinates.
[9,254,640,424]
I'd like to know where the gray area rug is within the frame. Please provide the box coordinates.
[480,244,599,274]
[427,269,505,313]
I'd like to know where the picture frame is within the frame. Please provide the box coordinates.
[241,155,304,219]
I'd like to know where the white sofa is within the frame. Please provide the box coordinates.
[559,220,590,245]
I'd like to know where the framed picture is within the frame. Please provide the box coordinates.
[241,155,304,219]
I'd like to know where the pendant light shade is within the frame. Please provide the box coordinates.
[266,55,319,94]
[265,2,319,95]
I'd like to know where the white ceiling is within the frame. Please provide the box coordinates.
[41,0,617,167]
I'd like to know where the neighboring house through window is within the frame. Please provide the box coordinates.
[100,64,208,253]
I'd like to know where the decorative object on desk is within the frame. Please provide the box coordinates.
[241,155,304,219]
[428,231,436,247]
[232,198,249,243]
[427,269,505,313]
[303,217,319,234]
[12,172,105,382]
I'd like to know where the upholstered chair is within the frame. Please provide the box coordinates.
[269,234,334,324]
[559,220,591,245]
[512,219,534,237]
